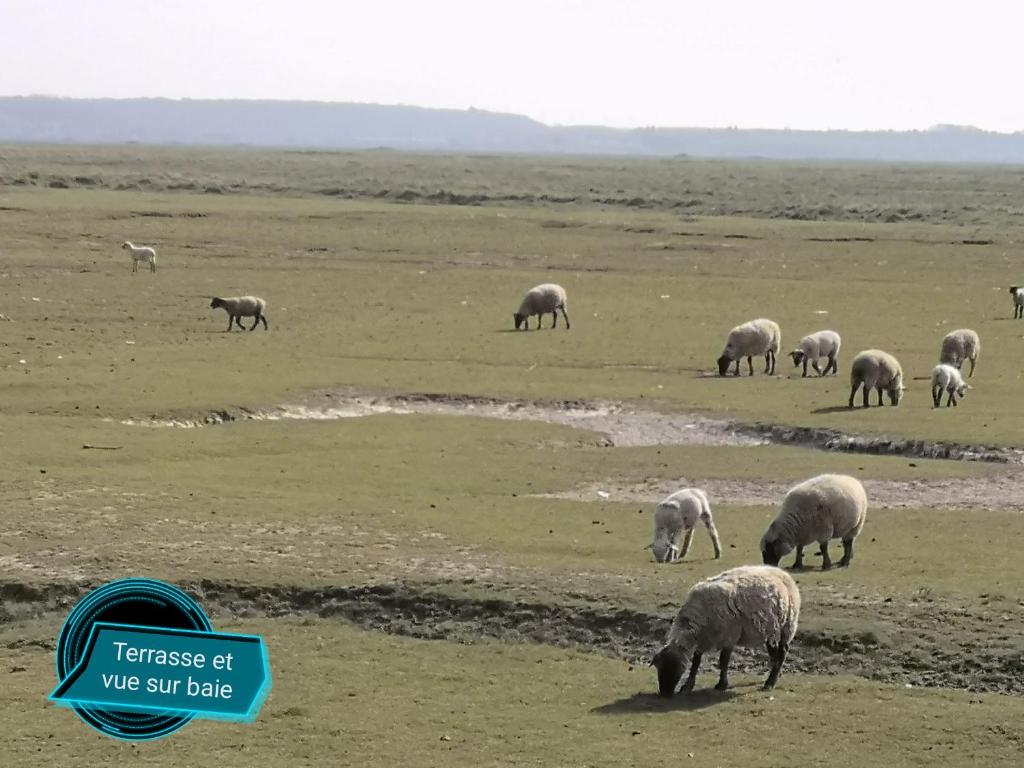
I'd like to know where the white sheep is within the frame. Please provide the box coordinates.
[121,241,156,273]
[760,473,867,571]
[939,328,980,377]
[513,283,569,330]
[210,296,269,332]
[848,349,904,408]
[931,363,969,407]
[788,330,841,377]
[1010,286,1023,319]
[645,488,722,563]
[650,565,800,695]
[716,318,781,376]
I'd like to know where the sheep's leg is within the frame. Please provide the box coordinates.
[715,648,733,691]
[550,311,557,329]
[932,385,941,408]
[678,528,695,560]
[225,316,234,332]
[249,315,260,331]
[560,307,570,329]
[763,641,788,690]
[802,358,808,377]
[863,385,870,408]
[947,389,957,407]
[968,357,975,377]
[746,356,754,376]
[763,352,770,374]
[260,315,269,330]
[733,359,740,376]
[681,652,702,692]
[150,261,156,273]
[827,355,838,375]
[819,541,832,570]
[235,316,247,330]
[790,545,805,570]
[848,383,859,408]
[702,514,722,559]
[838,538,855,567]
[875,386,884,407]
[811,359,822,376]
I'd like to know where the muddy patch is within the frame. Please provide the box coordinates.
[120,390,1024,463]
[543,471,1024,511]
[2,579,1021,695]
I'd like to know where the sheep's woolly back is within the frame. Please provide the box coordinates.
[849,349,902,388]
[721,318,781,360]
[762,474,867,553]
[665,565,800,654]
[212,296,266,316]
[939,329,980,365]
[797,330,841,359]
[517,284,567,317]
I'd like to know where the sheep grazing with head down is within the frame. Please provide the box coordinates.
[513,283,569,330]
[789,330,841,377]
[939,328,980,377]
[650,565,800,696]
[1010,286,1024,319]
[645,488,721,563]
[848,349,904,408]
[931,363,969,407]
[210,296,269,332]
[121,241,157,273]
[761,473,868,571]
[717,318,781,376]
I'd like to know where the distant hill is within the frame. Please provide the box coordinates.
[2,97,1024,163]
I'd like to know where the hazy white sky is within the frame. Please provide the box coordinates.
[1,0,1021,131]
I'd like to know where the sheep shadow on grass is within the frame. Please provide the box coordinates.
[593,687,743,714]
[809,405,856,415]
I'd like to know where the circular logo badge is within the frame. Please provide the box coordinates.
[54,578,212,741]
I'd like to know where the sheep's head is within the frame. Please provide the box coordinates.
[789,350,806,367]
[716,353,732,376]
[210,297,224,309]
[513,312,527,330]
[1011,286,1020,294]
[646,538,678,563]
[887,375,905,406]
[760,526,790,566]
[650,644,685,697]
[956,382,968,398]
[120,241,130,250]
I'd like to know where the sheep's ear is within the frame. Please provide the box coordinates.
[641,543,653,551]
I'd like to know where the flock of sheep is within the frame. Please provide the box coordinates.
[118,246,1016,696]
[509,280,1011,696]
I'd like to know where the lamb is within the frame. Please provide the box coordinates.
[650,565,800,695]
[645,488,722,563]
[931,363,969,407]
[788,330,841,377]
[1011,286,1023,319]
[121,241,156,273]
[939,328,980,377]
[716,318,781,376]
[513,283,569,330]
[210,296,269,332]
[848,349,904,408]
[760,473,868,571]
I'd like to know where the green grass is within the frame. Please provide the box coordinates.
[3,618,1022,768]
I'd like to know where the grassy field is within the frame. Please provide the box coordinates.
[2,148,1023,765]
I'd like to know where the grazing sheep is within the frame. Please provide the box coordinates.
[210,296,269,332]
[939,328,980,377]
[848,349,904,408]
[1011,286,1024,319]
[931,363,969,407]
[650,565,800,695]
[645,488,722,563]
[788,330,841,377]
[121,241,156,273]
[760,474,867,571]
[513,283,569,330]
[717,318,781,376]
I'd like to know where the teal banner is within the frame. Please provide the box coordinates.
[50,623,270,721]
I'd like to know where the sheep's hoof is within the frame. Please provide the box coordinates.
[761,682,776,692]
[714,681,729,691]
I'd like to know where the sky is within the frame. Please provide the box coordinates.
[1,0,1021,132]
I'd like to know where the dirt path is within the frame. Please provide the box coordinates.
[543,472,1024,511]
[122,389,1023,463]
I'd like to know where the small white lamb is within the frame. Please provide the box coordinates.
[121,241,157,273]
[931,363,968,407]
[210,296,269,331]
[789,330,841,377]
[645,488,722,563]
[1010,286,1023,319]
